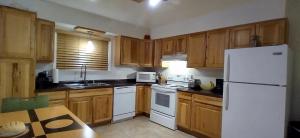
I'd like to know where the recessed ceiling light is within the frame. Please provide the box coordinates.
[149,0,162,7]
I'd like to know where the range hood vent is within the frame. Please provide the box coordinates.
[161,54,187,61]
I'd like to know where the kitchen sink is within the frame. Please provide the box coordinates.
[64,82,111,89]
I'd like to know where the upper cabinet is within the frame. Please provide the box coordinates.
[0,6,36,59]
[229,24,256,49]
[36,19,55,62]
[174,35,188,54]
[139,40,153,67]
[162,38,175,56]
[256,19,287,46]
[153,39,162,68]
[120,36,139,66]
[187,33,206,68]
[206,29,229,68]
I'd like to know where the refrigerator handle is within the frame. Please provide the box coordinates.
[224,83,229,111]
[224,54,230,81]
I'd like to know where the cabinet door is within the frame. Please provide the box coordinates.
[162,38,175,55]
[36,19,55,62]
[175,35,187,54]
[256,19,287,46]
[144,86,151,114]
[93,95,113,123]
[191,102,222,138]
[229,24,256,49]
[153,39,162,68]
[69,97,92,124]
[0,7,36,59]
[139,40,153,67]
[135,86,145,114]
[121,37,139,66]
[176,98,192,129]
[206,29,229,68]
[187,33,206,68]
[0,59,35,108]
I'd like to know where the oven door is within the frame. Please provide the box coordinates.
[151,88,176,116]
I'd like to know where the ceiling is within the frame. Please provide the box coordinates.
[45,0,253,29]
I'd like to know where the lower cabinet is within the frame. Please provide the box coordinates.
[37,91,67,107]
[93,95,113,123]
[68,88,113,124]
[69,97,93,124]
[176,91,222,138]
[136,85,151,115]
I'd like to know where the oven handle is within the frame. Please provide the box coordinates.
[152,88,176,94]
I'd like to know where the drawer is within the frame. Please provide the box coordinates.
[192,94,222,107]
[49,100,67,107]
[177,92,192,100]
[69,88,113,98]
[37,91,67,100]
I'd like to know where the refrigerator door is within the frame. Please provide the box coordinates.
[222,82,286,138]
[224,45,288,85]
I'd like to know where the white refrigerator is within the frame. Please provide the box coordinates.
[222,45,291,138]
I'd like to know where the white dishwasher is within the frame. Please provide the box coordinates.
[113,86,136,122]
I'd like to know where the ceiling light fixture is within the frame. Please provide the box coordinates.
[149,0,162,7]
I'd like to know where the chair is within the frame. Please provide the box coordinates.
[1,95,49,113]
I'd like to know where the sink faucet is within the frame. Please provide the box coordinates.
[80,65,88,86]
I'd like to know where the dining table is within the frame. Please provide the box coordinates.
[0,106,100,138]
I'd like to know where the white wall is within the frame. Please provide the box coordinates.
[286,0,300,121]
[150,0,286,39]
[0,0,148,38]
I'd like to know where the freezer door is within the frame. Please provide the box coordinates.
[222,82,286,138]
[224,45,288,85]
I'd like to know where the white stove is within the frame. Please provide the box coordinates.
[150,81,188,130]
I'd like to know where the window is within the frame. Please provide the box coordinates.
[56,32,108,70]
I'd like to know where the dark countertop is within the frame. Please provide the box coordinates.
[36,79,155,93]
[177,88,223,98]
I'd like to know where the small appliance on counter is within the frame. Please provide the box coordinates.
[36,71,53,89]
[136,72,156,83]
[213,79,223,94]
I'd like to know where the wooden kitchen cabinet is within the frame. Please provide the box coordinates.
[187,33,207,68]
[0,58,35,108]
[120,36,139,66]
[68,97,93,124]
[206,29,229,68]
[174,35,187,54]
[93,94,113,123]
[139,40,153,67]
[69,88,113,124]
[256,19,287,46]
[162,38,175,55]
[0,6,36,59]
[153,39,162,68]
[36,18,55,62]
[37,91,67,107]
[229,24,256,49]
[136,85,152,115]
[176,92,192,129]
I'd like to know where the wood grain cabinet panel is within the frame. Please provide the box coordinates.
[139,40,153,67]
[162,38,175,55]
[136,86,145,114]
[191,102,222,138]
[256,19,287,46]
[174,35,187,54]
[120,37,139,66]
[0,59,35,109]
[0,6,36,59]
[69,97,93,124]
[206,29,229,68]
[36,19,55,62]
[144,86,151,114]
[177,98,192,129]
[93,95,113,123]
[187,33,207,68]
[229,24,256,49]
[153,39,162,68]
[37,91,67,107]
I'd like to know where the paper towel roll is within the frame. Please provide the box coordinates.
[52,69,59,83]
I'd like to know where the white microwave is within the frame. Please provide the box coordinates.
[136,72,156,83]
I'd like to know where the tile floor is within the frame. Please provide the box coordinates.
[93,116,196,138]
